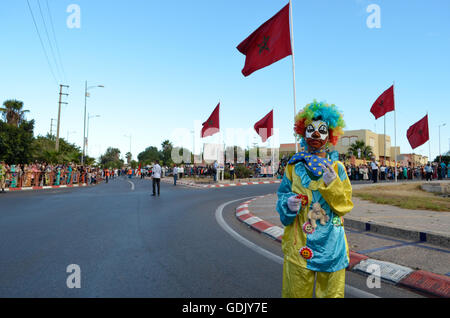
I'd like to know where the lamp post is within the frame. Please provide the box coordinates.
[82,81,104,165]
[87,114,100,157]
[66,130,76,143]
[438,123,446,162]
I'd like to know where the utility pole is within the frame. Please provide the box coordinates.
[55,85,69,151]
[50,118,56,136]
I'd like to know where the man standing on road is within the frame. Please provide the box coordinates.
[370,158,379,183]
[152,160,162,196]
[173,165,178,186]
[276,101,353,298]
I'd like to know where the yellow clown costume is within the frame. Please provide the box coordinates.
[276,101,353,298]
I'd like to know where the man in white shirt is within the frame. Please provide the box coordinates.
[370,158,379,183]
[152,160,162,196]
[173,165,178,186]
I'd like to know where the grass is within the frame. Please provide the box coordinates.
[352,183,450,212]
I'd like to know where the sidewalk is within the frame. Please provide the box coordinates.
[235,183,450,298]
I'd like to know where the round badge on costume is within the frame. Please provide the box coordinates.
[302,221,315,235]
[299,247,314,260]
[332,216,342,227]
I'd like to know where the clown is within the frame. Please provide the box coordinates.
[276,100,353,298]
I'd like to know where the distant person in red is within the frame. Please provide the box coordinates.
[105,169,110,183]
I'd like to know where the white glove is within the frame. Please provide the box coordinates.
[287,196,302,212]
[322,163,337,186]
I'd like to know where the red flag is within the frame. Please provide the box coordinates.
[370,85,395,119]
[254,110,274,142]
[407,115,429,149]
[201,103,220,138]
[237,3,292,77]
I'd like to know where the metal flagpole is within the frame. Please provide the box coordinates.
[393,81,397,182]
[289,0,298,153]
[427,111,431,163]
[384,114,386,166]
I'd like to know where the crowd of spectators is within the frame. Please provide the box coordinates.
[2,157,447,192]
[0,161,107,191]
[345,161,449,182]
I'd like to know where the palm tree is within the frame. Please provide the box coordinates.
[348,140,373,160]
[0,99,30,126]
[125,152,132,164]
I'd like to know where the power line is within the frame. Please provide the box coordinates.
[26,0,59,85]
[36,0,63,82]
[44,0,67,83]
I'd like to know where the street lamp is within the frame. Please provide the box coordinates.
[87,114,101,157]
[438,123,446,162]
[82,81,104,165]
[66,130,77,143]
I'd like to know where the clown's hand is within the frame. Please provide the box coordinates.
[287,196,302,212]
[322,163,337,186]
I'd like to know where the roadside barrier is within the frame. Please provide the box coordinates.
[2,171,104,191]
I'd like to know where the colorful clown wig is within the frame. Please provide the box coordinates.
[294,100,345,147]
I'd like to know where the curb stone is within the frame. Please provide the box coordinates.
[161,179,281,189]
[3,183,90,192]
[235,196,450,298]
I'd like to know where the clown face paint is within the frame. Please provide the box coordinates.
[305,120,329,151]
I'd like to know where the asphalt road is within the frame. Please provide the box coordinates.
[0,177,424,298]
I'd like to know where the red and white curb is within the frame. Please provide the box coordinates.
[235,195,284,243]
[161,179,281,189]
[235,198,450,298]
[3,184,89,192]
[206,180,281,188]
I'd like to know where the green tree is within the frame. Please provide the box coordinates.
[0,99,30,127]
[0,119,35,164]
[125,152,132,164]
[100,147,123,168]
[433,155,450,164]
[348,140,373,160]
[138,146,161,165]
[130,160,138,169]
[161,140,173,166]
[31,134,88,164]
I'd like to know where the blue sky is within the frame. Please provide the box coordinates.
[0,0,449,161]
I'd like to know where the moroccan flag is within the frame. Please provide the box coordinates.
[254,110,274,142]
[407,115,429,149]
[201,103,220,138]
[370,85,395,119]
[237,3,292,77]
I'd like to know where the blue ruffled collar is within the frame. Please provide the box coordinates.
[288,151,337,177]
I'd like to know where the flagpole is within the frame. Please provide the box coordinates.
[289,0,298,153]
[427,111,431,163]
[384,114,386,166]
[393,81,397,182]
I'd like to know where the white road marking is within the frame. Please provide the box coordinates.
[127,180,135,191]
[215,197,380,298]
